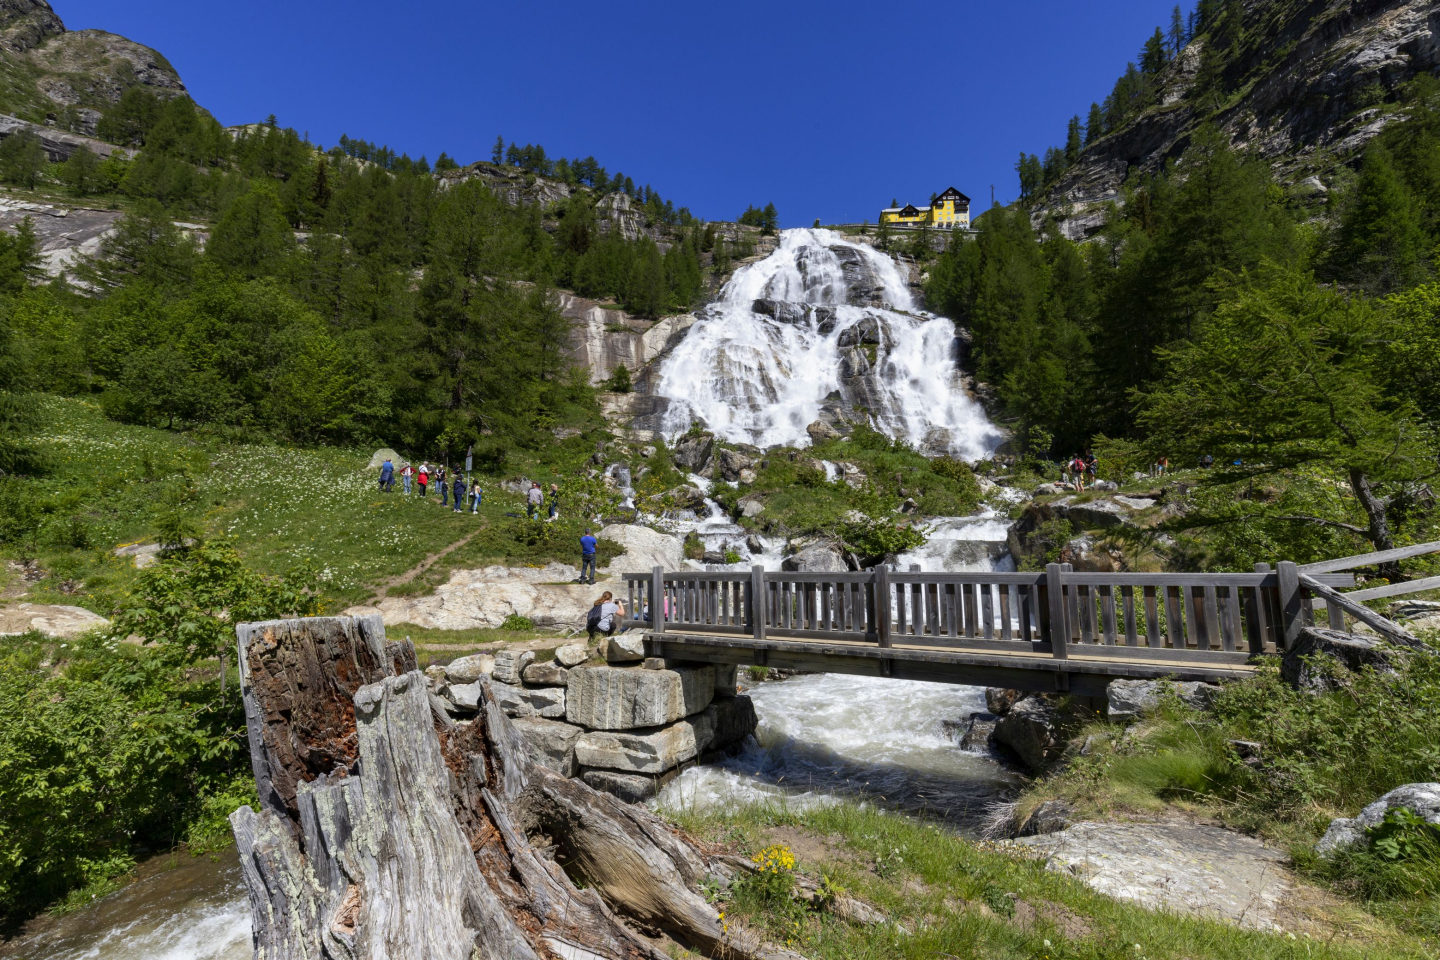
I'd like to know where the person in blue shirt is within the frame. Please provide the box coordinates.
[576,529,598,585]
[379,458,394,492]
[452,474,465,512]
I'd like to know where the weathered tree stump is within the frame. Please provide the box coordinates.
[230,615,799,960]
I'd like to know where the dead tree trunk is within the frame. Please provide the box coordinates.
[230,615,801,960]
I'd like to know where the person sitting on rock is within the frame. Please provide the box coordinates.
[587,591,624,642]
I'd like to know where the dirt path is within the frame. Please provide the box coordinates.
[367,528,482,604]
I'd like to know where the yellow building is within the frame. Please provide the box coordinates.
[879,186,971,229]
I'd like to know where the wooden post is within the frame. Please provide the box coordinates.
[1276,560,1303,648]
[876,565,892,648]
[651,566,665,635]
[1046,562,1068,659]
[750,565,765,642]
[1249,562,1270,656]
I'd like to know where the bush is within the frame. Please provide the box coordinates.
[500,613,535,632]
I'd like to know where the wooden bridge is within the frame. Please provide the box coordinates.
[619,544,1439,697]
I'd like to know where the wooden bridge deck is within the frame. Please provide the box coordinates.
[610,552,1434,695]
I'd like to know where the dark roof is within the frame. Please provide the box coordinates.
[936,186,970,203]
[899,204,921,216]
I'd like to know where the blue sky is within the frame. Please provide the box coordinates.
[58,0,1182,226]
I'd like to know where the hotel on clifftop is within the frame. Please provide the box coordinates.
[879,186,971,228]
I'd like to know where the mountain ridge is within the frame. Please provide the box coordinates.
[1034,0,1440,239]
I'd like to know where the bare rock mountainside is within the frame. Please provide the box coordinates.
[1037,0,1440,239]
[0,0,186,135]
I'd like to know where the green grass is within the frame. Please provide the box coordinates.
[7,396,622,614]
[659,800,1423,959]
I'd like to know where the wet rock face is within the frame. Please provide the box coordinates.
[828,244,887,306]
[671,433,714,474]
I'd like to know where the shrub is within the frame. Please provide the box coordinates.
[500,613,535,632]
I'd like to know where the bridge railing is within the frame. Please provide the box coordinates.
[619,563,1367,664]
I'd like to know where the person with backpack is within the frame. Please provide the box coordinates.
[526,482,544,520]
[379,457,394,492]
[1069,455,1086,492]
[452,474,465,513]
[400,462,414,494]
[437,465,448,505]
[417,463,430,498]
[575,528,598,585]
[587,591,625,642]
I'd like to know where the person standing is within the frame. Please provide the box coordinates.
[548,483,560,521]
[437,465,448,505]
[576,529,598,585]
[417,463,430,498]
[1069,455,1086,492]
[526,482,544,520]
[452,474,465,513]
[470,479,483,514]
[379,457,394,492]
[400,462,414,495]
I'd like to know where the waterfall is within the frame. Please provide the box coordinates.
[656,228,1003,459]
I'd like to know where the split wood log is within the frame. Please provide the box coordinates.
[230,615,804,960]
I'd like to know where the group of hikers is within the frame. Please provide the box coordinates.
[376,457,569,521]
[377,457,483,513]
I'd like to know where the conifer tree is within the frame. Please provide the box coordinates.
[1065,115,1083,164]
[58,145,102,196]
[1141,27,1169,74]
[0,131,46,190]
[1085,102,1104,145]
[1325,144,1431,294]
[492,136,504,164]
[1168,4,1187,53]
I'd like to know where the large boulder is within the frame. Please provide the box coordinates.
[781,539,847,573]
[444,653,495,684]
[992,697,1069,774]
[492,680,566,719]
[554,642,589,668]
[807,420,841,444]
[1316,783,1440,854]
[1281,627,1398,692]
[600,523,685,574]
[701,694,758,755]
[672,433,714,474]
[512,717,584,777]
[603,635,646,663]
[986,687,1025,715]
[522,662,570,687]
[751,299,809,324]
[716,448,755,482]
[1106,679,1221,722]
[566,664,716,730]
[574,713,714,775]
[837,316,881,347]
[0,602,110,638]
[492,649,535,685]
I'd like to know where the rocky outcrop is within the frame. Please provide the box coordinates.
[558,290,697,386]
[1006,495,1158,570]
[1013,821,1292,930]
[595,191,645,241]
[0,601,109,638]
[1033,0,1440,240]
[992,697,1070,774]
[0,2,187,135]
[0,196,125,278]
[1316,782,1440,854]
[1106,678,1220,721]
[828,244,887,306]
[438,161,572,208]
[1280,626,1399,692]
[780,539,848,573]
[671,433,714,474]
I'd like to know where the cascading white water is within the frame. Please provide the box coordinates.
[657,229,1003,459]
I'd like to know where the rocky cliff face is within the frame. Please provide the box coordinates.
[1036,0,1440,240]
[0,0,187,134]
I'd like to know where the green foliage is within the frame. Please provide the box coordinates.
[500,613,535,632]
[184,774,259,856]
[738,203,779,235]
[109,540,319,669]
[606,363,632,393]
[1322,144,1431,294]
[0,130,45,190]
[840,517,927,559]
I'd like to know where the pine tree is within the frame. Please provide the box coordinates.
[1015,153,1042,201]
[1085,102,1104,145]
[1325,144,1431,294]
[1168,5,1187,54]
[1065,115,1083,164]
[1041,147,1066,187]
[0,131,46,190]
[1141,27,1169,74]
[58,145,102,196]
[492,136,504,164]
[761,202,778,235]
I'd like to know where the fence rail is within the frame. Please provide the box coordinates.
[619,562,1368,666]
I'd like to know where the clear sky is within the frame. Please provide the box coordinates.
[56,0,1182,226]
